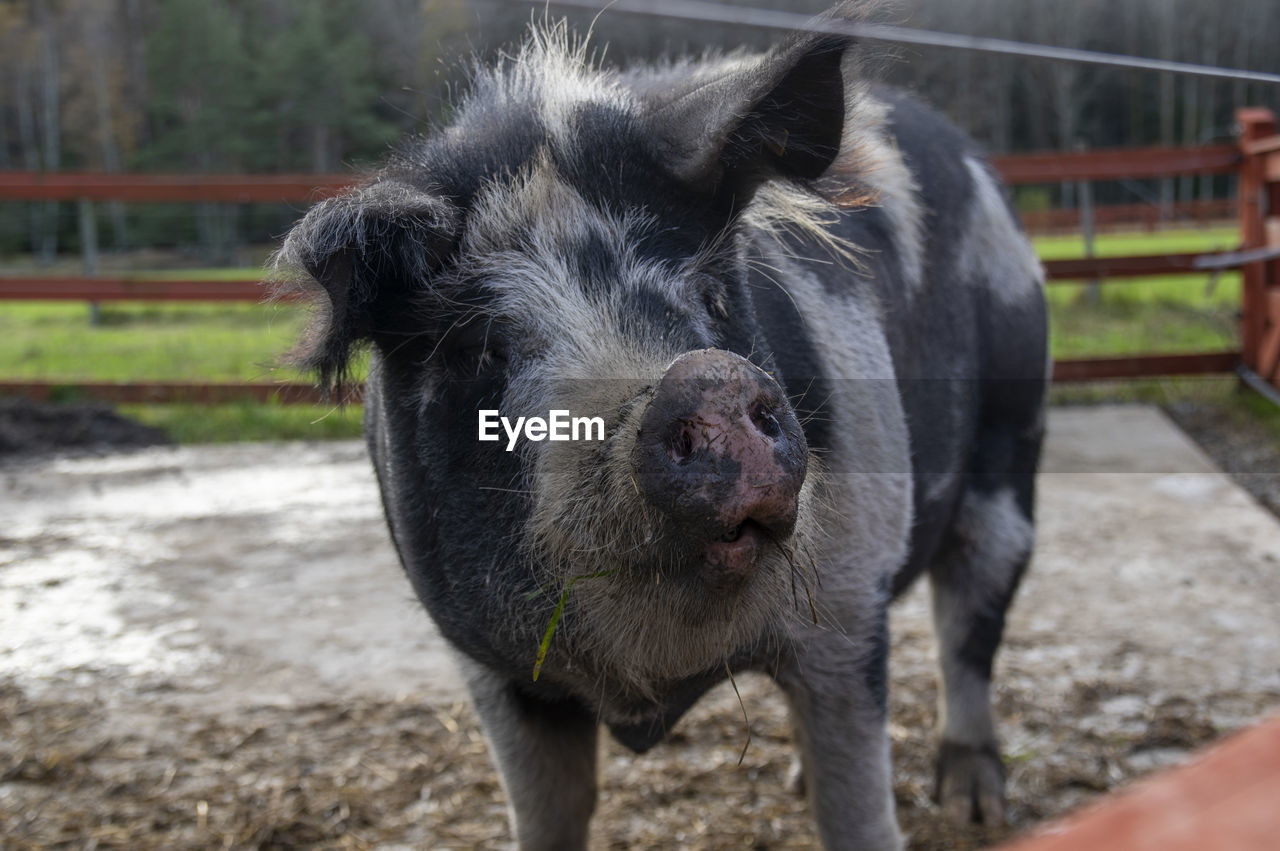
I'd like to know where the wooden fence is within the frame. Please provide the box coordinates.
[2,107,1280,405]
[1018,200,1234,234]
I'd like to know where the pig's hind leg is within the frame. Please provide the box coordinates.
[461,661,598,851]
[928,421,1041,825]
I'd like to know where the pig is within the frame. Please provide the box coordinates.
[273,7,1047,849]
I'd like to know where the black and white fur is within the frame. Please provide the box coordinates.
[275,8,1046,849]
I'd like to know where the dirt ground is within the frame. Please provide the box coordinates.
[0,399,170,457]
[2,405,1279,849]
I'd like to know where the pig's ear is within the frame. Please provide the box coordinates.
[273,180,458,391]
[650,31,852,201]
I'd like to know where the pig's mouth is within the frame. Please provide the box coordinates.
[701,516,785,591]
[716,519,759,544]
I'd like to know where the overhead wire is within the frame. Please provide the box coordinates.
[529,0,1280,85]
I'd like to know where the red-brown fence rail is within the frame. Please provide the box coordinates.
[2,109,1279,405]
[0,277,271,302]
[1019,200,1234,234]
[0,172,352,203]
[989,144,1241,184]
[0,251,1262,303]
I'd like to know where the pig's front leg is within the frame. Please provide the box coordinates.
[775,619,903,851]
[460,660,598,851]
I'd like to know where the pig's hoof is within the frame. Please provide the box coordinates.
[934,740,1006,825]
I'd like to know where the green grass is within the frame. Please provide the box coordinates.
[130,267,265,281]
[0,299,367,442]
[1032,228,1242,359]
[119,402,365,443]
[0,227,1260,443]
[0,301,308,382]
[1049,297,1237,358]
[1031,227,1239,261]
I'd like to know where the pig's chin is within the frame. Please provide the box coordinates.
[563,538,795,690]
[529,465,818,689]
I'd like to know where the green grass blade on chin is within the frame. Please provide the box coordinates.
[532,569,615,682]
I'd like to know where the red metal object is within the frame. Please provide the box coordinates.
[0,172,356,203]
[1051,352,1240,381]
[991,144,1241,185]
[997,714,1280,851]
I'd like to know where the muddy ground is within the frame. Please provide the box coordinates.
[2,405,1279,849]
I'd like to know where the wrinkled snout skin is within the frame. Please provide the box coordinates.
[632,349,807,590]
[277,11,1048,850]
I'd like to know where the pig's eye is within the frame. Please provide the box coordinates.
[443,321,507,377]
[456,342,506,374]
[697,278,728,320]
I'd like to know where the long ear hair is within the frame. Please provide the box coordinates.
[271,180,459,393]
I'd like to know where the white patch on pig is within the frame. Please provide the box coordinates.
[465,19,637,152]
[461,153,712,383]
[957,156,1045,308]
[930,485,1034,746]
[746,237,914,636]
[952,486,1035,581]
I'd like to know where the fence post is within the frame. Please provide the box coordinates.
[77,196,101,326]
[1237,108,1277,378]
[1076,139,1100,304]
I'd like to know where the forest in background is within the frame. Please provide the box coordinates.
[2,0,1278,259]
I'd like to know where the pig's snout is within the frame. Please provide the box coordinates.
[631,349,808,588]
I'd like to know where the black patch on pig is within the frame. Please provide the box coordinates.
[569,229,622,294]
[621,287,684,342]
[742,259,834,453]
[874,86,978,277]
[635,445,744,539]
[862,602,890,717]
[606,668,724,754]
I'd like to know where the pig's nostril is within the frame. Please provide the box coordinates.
[669,423,696,463]
[719,523,745,543]
[750,401,782,439]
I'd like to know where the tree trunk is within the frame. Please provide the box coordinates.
[124,0,153,149]
[1157,1,1176,215]
[311,123,332,174]
[13,56,44,256]
[1124,2,1144,145]
[35,0,61,263]
[83,0,129,250]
